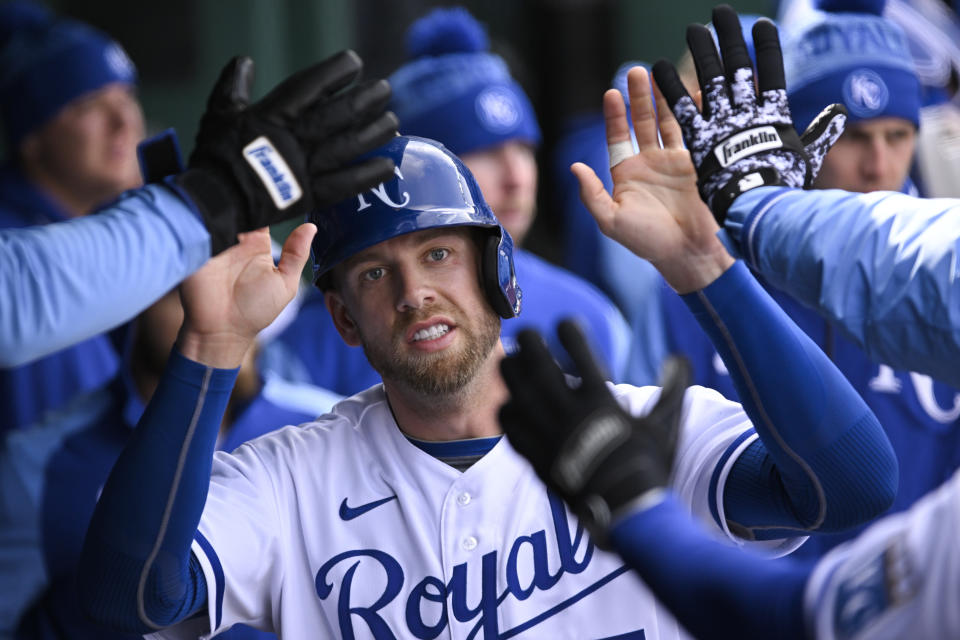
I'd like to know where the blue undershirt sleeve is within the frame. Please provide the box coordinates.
[78,348,237,634]
[683,262,897,538]
[610,494,812,640]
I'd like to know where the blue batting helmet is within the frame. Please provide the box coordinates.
[310,135,521,319]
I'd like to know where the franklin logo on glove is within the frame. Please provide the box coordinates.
[652,5,848,222]
[243,136,303,209]
[716,126,782,167]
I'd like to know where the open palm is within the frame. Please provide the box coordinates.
[573,67,733,294]
[177,223,316,368]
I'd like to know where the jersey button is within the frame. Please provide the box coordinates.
[457,492,471,506]
[462,535,478,551]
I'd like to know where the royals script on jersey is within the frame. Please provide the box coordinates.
[151,384,799,640]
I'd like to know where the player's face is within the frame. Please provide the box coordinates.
[461,141,538,245]
[325,228,501,397]
[814,117,916,193]
[20,82,145,213]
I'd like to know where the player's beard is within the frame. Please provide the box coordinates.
[359,303,501,398]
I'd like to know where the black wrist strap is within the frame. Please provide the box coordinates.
[709,166,784,223]
[137,129,185,184]
[173,169,242,255]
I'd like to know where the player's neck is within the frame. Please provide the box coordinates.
[383,345,507,441]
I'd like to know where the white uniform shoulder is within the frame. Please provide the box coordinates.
[806,467,960,640]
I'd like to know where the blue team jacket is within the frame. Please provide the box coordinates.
[726,186,960,386]
[657,186,960,561]
[0,168,120,433]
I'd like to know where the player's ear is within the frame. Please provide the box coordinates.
[324,290,362,347]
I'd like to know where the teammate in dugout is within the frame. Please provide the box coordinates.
[652,0,960,568]
[0,43,398,373]
[495,6,960,638]
[78,130,897,638]
[0,1,145,431]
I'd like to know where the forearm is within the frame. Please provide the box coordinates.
[684,262,897,535]
[0,185,210,367]
[727,186,960,387]
[78,349,235,632]
[610,495,812,640]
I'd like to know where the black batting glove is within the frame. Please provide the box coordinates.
[175,52,398,254]
[651,5,847,223]
[499,319,691,548]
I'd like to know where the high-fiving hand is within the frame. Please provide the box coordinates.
[651,5,847,223]
[571,63,734,294]
[176,223,316,369]
[177,52,398,254]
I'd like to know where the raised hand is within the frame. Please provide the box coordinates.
[572,65,734,293]
[651,5,847,222]
[176,223,316,368]
[175,52,398,254]
[499,319,691,546]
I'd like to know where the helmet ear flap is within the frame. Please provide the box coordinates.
[482,232,521,319]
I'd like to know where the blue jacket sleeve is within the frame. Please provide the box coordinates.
[609,494,813,640]
[685,262,898,537]
[0,185,210,368]
[726,186,960,387]
[78,349,236,633]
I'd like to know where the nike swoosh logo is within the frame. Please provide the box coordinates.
[339,495,398,521]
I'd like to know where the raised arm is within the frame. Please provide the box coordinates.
[562,5,895,540]
[726,185,960,388]
[0,186,209,367]
[77,50,396,634]
[2,51,397,369]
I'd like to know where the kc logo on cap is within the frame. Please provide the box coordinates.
[843,69,890,118]
[475,86,521,133]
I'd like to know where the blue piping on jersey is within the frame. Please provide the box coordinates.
[708,429,758,529]
[195,531,225,631]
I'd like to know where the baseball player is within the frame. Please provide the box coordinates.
[502,325,960,640]
[78,134,895,639]
[1,50,395,372]
[260,7,632,396]
[498,10,960,634]
[651,0,960,567]
[0,2,396,415]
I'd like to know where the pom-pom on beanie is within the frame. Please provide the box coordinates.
[389,7,540,156]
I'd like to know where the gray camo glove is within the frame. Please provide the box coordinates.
[651,5,848,223]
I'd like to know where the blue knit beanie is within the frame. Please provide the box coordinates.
[0,1,137,151]
[782,0,920,131]
[388,7,540,156]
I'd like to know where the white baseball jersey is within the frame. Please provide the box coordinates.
[806,466,960,640]
[152,382,802,640]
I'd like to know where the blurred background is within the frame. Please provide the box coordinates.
[48,0,772,257]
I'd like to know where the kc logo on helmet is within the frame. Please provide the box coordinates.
[356,166,411,212]
[243,136,303,209]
